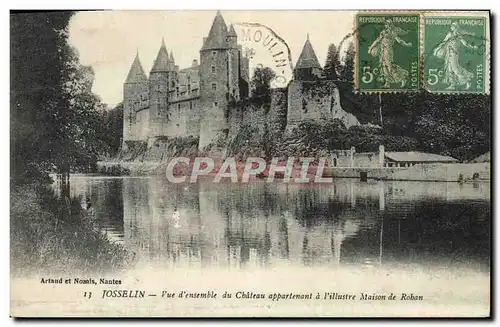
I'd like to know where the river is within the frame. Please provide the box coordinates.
[65,175,490,274]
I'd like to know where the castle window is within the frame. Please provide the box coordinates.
[156,85,161,91]
[213,102,218,108]
[212,51,217,58]
[178,104,181,110]
[171,81,175,88]
[211,65,216,74]
[211,83,217,91]
[189,101,192,110]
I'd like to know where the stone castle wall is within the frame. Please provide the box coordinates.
[160,97,200,138]
[267,89,288,140]
[287,80,360,130]
[228,88,288,141]
[131,98,200,141]
[134,108,150,141]
[123,81,149,142]
[125,80,361,158]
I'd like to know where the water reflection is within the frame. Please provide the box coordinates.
[67,176,490,273]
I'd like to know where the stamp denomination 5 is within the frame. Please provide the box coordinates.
[355,13,420,93]
[423,12,490,93]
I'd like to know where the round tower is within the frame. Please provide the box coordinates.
[123,51,148,145]
[198,11,237,151]
[149,38,173,137]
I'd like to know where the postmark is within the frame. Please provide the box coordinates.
[355,13,420,92]
[423,12,490,93]
[233,22,294,88]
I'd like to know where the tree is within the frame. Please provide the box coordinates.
[11,12,106,183]
[250,66,276,98]
[100,103,124,158]
[413,93,490,162]
[324,43,340,80]
[340,41,355,82]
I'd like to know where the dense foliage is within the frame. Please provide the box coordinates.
[251,66,276,98]
[278,120,419,157]
[11,184,129,275]
[11,12,109,182]
[334,85,491,161]
[100,103,124,158]
[324,43,340,80]
[340,42,355,83]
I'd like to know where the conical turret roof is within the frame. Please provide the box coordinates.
[201,11,229,51]
[151,38,170,73]
[295,34,322,70]
[125,52,147,84]
[228,24,237,37]
[169,50,175,63]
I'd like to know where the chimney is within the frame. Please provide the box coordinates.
[378,145,385,168]
[192,59,198,67]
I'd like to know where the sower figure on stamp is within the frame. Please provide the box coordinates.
[433,22,478,90]
[368,19,412,88]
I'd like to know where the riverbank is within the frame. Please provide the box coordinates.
[97,160,491,183]
[10,183,131,276]
[323,162,490,182]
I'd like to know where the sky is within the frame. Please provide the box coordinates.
[68,10,356,107]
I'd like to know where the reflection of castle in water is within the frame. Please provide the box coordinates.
[121,179,393,269]
[66,176,490,271]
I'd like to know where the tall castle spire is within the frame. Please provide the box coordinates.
[125,52,147,84]
[201,10,229,50]
[151,38,170,73]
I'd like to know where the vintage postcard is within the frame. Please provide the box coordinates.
[10,10,491,317]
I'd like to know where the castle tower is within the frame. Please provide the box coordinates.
[169,50,177,72]
[198,11,240,151]
[149,38,173,137]
[123,51,148,144]
[227,24,237,47]
[227,24,240,101]
[293,34,323,81]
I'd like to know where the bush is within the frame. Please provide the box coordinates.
[10,184,131,276]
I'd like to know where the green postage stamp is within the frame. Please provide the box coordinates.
[423,12,490,93]
[356,13,420,92]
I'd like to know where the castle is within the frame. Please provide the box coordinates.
[122,11,360,153]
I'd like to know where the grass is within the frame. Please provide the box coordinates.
[10,183,132,277]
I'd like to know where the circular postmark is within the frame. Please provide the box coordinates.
[233,22,294,88]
